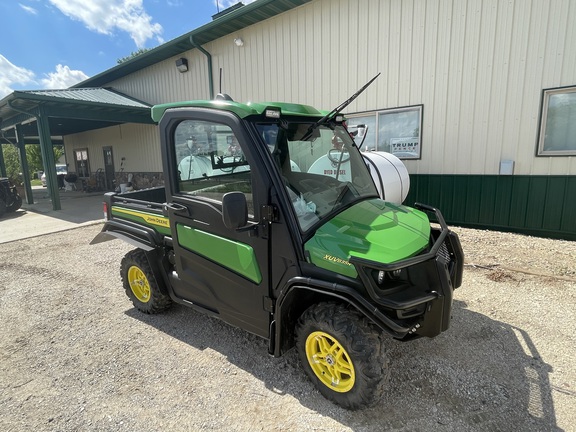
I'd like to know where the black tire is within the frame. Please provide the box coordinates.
[120,249,172,314]
[0,199,6,218]
[6,194,22,212]
[295,302,389,410]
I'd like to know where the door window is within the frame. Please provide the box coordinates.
[74,148,90,177]
[173,120,253,214]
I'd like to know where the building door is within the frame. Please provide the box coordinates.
[102,147,115,190]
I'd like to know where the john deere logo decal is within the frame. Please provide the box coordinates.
[112,207,170,229]
[143,215,170,228]
[323,254,352,267]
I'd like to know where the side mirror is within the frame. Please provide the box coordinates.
[222,192,248,230]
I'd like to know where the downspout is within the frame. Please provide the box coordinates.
[190,35,215,100]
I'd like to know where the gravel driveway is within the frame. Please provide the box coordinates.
[1,224,574,431]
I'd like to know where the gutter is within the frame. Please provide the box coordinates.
[190,36,215,100]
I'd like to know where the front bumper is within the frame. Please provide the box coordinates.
[350,203,464,339]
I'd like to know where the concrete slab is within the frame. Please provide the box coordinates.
[0,186,106,244]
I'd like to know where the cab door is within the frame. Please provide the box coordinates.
[162,110,271,338]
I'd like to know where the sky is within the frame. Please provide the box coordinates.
[0,0,254,99]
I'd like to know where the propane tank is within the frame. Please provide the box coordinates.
[307,151,410,204]
[177,155,213,180]
[362,151,410,204]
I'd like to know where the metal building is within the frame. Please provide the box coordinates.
[1,0,575,239]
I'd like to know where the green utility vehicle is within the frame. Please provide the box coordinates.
[92,90,464,409]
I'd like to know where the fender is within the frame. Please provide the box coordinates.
[269,277,412,357]
[90,219,164,251]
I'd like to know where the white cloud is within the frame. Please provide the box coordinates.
[215,0,256,9]
[40,64,89,89]
[19,3,38,14]
[0,57,90,99]
[49,0,163,48]
[0,55,36,99]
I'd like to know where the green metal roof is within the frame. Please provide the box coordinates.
[20,88,150,108]
[73,0,312,88]
[0,88,152,141]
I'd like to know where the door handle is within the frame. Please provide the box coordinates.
[164,202,189,215]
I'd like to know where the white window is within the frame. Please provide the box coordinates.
[74,148,90,177]
[537,86,576,156]
[346,105,423,159]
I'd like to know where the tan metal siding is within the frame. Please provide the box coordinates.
[64,124,161,174]
[88,0,574,176]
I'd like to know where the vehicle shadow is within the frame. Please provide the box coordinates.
[0,209,27,220]
[125,298,560,431]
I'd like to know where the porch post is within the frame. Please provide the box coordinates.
[15,124,34,204]
[37,106,60,210]
[0,143,6,177]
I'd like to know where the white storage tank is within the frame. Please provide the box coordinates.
[362,151,410,204]
[177,156,214,180]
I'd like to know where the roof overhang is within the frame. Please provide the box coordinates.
[0,88,153,144]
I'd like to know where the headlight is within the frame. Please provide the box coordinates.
[376,269,403,285]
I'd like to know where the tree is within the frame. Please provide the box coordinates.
[25,144,64,174]
[1,145,21,184]
[1,144,64,184]
[117,48,151,64]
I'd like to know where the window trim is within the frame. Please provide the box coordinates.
[346,104,423,160]
[536,85,576,156]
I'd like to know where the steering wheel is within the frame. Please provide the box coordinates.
[327,148,350,164]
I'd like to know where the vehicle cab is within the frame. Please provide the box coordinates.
[153,98,462,348]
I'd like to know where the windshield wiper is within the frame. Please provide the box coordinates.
[300,72,381,142]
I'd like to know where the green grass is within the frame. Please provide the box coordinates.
[31,179,42,186]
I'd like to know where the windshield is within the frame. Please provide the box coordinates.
[256,121,379,231]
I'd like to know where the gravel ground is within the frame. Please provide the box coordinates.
[0,224,575,431]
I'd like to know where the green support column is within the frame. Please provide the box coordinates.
[15,125,34,204]
[37,106,60,210]
[0,143,6,177]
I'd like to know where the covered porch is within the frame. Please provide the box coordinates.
[0,88,153,210]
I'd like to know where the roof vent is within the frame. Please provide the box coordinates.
[212,2,244,20]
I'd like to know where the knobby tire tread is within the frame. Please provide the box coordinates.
[120,249,172,314]
[296,302,389,410]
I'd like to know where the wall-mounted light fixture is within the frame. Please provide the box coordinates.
[234,37,244,47]
[175,57,189,73]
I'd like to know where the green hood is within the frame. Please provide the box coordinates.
[304,199,431,278]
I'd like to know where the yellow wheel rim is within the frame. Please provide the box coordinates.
[127,266,151,303]
[305,331,355,393]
